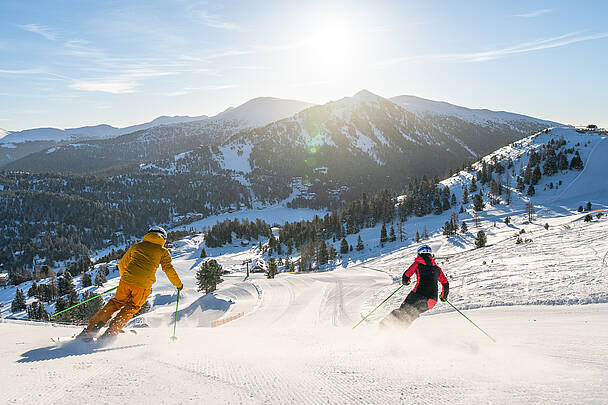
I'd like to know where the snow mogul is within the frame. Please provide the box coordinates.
[380,245,449,329]
[78,226,183,340]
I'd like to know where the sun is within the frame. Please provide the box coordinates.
[301,18,360,76]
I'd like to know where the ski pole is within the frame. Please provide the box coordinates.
[445,299,496,343]
[170,288,181,341]
[51,286,118,318]
[352,284,404,330]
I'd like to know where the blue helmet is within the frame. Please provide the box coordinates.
[417,244,432,256]
[148,226,167,240]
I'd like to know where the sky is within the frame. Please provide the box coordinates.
[0,0,607,131]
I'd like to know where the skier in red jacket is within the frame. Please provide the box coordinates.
[381,245,449,328]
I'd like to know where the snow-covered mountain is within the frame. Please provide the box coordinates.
[3,97,314,173]
[391,94,558,126]
[145,90,558,206]
[212,97,315,128]
[0,115,208,144]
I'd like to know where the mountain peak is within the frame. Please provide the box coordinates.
[213,97,314,126]
[352,89,382,102]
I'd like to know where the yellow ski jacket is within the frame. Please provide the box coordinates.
[118,232,182,290]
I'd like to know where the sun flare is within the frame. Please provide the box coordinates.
[301,18,360,75]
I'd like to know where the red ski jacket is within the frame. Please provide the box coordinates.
[403,254,449,301]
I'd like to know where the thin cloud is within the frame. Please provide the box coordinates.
[380,31,608,65]
[205,84,237,90]
[516,9,554,18]
[167,90,189,97]
[69,69,178,94]
[200,11,240,31]
[19,24,57,40]
[0,68,46,75]
[69,79,137,94]
[0,68,71,80]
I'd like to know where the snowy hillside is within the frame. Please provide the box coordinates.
[1,127,607,404]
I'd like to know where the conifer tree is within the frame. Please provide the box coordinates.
[196,259,224,294]
[469,177,478,193]
[27,301,49,320]
[340,238,349,254]
[415,231,420,242]
[327,244,337,260]
[475,230,487,248]
[461,221,468,233]
[473,193,485,212]
[81,272,92,287]
[356,235,364,251]
[28,281,38,297]
[462,185,469,204]
[94,271,106,287]
[58,274,76,296]
[389,226,396,242]
[543,150,558,176]
[200,248,207,258]
[531,165,542,185]
[380,224,388,246]
[318,242,329,265]
[11,288,27,312]
[266,257,278,279]
[569,153,584,170]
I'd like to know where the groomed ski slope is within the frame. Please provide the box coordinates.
[2,297,606,403]
[3,213,608,404]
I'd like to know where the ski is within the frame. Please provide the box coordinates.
[51,329,137,343]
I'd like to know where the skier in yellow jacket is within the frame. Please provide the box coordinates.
[79,226,183,340]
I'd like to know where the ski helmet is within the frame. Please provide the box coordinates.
[148,226,167,240]
[417,244,432,256]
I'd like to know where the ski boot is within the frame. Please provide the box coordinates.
[97,328,119,344]
[75,321,104,342]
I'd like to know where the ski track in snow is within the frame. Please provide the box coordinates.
[2,303,607,404]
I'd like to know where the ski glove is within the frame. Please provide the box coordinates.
[402,275,410,285]
[440,294,448,302]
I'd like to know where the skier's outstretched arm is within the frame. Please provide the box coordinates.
[402,262,418,285]
[160,249,183,289]
[438,267,449,301]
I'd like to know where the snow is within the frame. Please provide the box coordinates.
[213,97,314,128]
[1,127,607,403]
[217,144,252,173]
[552,134,608,202]
[391,95,560,126]
[0,116,209,144]
[171,206,326,232]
